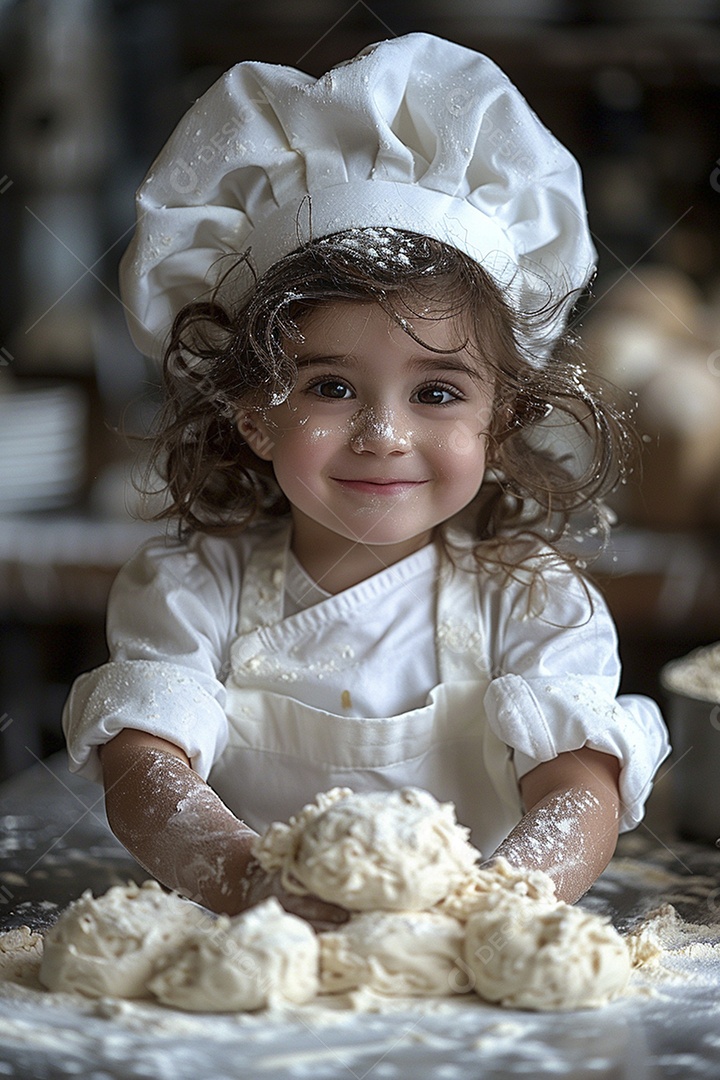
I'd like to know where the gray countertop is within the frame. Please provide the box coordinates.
[0,754,146,932]
[1,755,720,1080]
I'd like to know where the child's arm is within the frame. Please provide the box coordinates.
[99,729,347,926]
[489,746,621,903]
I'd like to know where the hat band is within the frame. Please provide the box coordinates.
[246,179,518,280]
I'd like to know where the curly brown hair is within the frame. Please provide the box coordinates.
[144,228,635,558]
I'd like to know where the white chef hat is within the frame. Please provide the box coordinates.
[119,32,596,362]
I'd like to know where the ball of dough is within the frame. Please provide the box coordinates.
[319,911,468,997]
[39,881,199,999]
[438,855,557,922]
[464,892,631,1011]
[253,787,480,911]
[148,898,319,1012]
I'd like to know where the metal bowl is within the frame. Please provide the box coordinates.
[661,655,720,844]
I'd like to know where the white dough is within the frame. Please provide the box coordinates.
[437,855,558,922]
[37,792,632,1015]
[319,911,468,997]
[148,898,319,1012]
[464,889,631,1011]
[253,786,480,911]
[39,881,200,999]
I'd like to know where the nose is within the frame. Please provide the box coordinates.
[348,406,411,455]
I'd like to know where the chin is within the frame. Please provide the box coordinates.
[346,525,430,548]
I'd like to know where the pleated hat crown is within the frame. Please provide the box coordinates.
[120,32,595,361]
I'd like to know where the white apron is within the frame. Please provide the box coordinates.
[209,524,523,856]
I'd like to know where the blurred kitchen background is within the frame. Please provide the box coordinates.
[0,0,719,782]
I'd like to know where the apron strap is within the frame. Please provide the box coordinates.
[237,522,291,633]
[435,530,492,684]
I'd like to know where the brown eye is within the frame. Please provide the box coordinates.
[413,384,460,405]
[310,380,352,399]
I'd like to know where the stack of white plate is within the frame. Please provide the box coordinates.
[0,383,87,513]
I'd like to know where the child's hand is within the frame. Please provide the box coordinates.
[242,858,349,932]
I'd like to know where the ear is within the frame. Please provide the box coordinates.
[236,410,275,461]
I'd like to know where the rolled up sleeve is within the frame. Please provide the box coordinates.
[63,535,239,784]
[483,556,670,831]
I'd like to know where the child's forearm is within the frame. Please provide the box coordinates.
[490,787,617,903]
[101,736,257,914]
[490,747,621,904]
[100,731,349,927]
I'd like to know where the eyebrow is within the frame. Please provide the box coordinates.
[407,354,486,381]
[294,352,486,381]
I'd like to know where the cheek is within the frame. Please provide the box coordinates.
[270,406,347,444]
[297,422,346,446]
[434,422,489,467]
[270,424,340,482]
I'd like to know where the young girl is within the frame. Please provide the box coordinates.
[64,33,669,924]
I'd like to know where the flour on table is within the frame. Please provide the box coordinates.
[318,911,467,997]
[625,903,680,968]
[149,898,318,1012]
[252,786,480,912]
[39,880,200,999]
[625,902,720,975]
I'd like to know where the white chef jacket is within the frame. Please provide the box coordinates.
[63,518,670,850]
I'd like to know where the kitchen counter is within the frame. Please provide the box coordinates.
[1,755,720,1080]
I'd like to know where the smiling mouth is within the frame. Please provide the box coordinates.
[333,478,427,494]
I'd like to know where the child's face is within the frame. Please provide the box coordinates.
[239,300,494,572]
